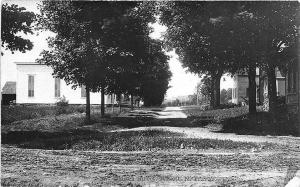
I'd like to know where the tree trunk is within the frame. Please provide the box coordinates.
[267,64,277,116]
[212,73,222,109]
[130,94,134,111]
[215,75,221,108]
[118,93,122,113]
[85,85,91,124]
[210,76,215,109]
[101,86,105,118]
[137,98,140,107]
[258,68,264,105]
[196,92,199,106]
[111,94,114,114]
[248,65,257,115]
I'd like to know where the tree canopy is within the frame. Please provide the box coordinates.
[1,3,35,55]
[159,2,239,108]
[232,2,299,114]
[37,1,157,89]
[159,2,237,75]
[37,1,171,118]
[159,1,299,111]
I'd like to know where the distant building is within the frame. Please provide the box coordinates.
[285,26,300,134]
[286,59,299,113]
[231,68,260,104]
[1,81,16,105]
[15,62,116,105]
[231,68,285,105]
[260,68,286,108]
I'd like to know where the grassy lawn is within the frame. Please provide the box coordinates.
[183,105,249,120]
[183,106,299,136]
[1,105,130,126]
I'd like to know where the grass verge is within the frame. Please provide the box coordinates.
[2,129,281,151]
[183,106,249,120]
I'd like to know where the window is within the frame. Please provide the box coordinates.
[55,78,60,97]
[107,95,111,103]
[28,75,34,97]
[81,85,86,98]
[288,61,297,93]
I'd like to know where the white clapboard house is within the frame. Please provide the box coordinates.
[231,67,285,105]
[15,62,116,105]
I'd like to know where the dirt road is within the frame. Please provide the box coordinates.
[116,107,300,147]
[2,146,298,187]
[2,107,300,186]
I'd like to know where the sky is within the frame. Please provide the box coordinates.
[1,0,233,99]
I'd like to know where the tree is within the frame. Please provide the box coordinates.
[36,1,131,121]
[160,2,299,116]
[140,40,172,106]
[37,1,158,120]
[107,38,171,107]
[159,2,237,108]
[230,10,260,114]
[75,1,156,113]
[231,2,299,117]
[196,75,212,105]
[37,1,104,122]
[249,2,298,116]
[1,3,35,55]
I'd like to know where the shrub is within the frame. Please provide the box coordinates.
[55,96,69,115]
[217,103,238,109]
[75,105,85,113]
[56,96,69,107]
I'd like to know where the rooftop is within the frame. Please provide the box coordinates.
[2,81,16,94]
[14,62,44,65]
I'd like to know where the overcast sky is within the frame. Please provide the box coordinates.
[1,0,233,99]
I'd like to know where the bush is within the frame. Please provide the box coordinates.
[217,103,238,109]
[276,96,286,107]
[55,96,69,115]
[56,96,69,107]
[75,105,85,113]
